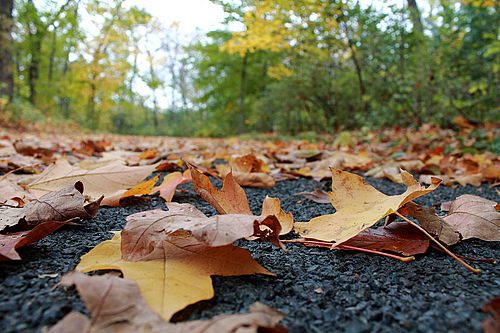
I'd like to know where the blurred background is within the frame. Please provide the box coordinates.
[0,0,498,137]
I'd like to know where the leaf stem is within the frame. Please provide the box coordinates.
[430,245,497,264]
[282,239,415,262]
[395,211,481,274]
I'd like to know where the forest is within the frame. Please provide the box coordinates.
[0,0,498,137]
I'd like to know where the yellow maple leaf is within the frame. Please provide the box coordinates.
[76,232,272,320]
[294,168,441,244]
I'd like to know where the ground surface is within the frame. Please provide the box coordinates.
[0,175,498,333]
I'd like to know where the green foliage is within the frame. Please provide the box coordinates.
[3,0,498,138]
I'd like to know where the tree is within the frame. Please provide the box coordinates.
[17,0,74,104]
[0,0,14,101]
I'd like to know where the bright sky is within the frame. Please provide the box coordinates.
[126,0,227,36]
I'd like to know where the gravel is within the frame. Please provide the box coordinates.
[0,175,498,333]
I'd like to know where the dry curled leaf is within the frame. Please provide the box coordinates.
[121,202,282,260]
[403,201,460,245]
[294,168,441,244]
[443,194,500,241]
[0,181,101,232]
[47,272,286,333]
[187,161,251,214]
[261,196,293,235]
[229,154,276,188]
[188,162,293,236]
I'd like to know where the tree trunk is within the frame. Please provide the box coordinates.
[239,52,248,133]
[347,37,368,113]
[87,80,97,129]
[28,37,42,104]
[0,0,14,101]
[407,0,424,34]
[48,31,57,82]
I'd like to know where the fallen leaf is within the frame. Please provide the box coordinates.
[121,202,282,260]
[483,297,500,333]
[289,222,429,258]
[342,222,430,256]
[403,202,460,245]
[443,194,500,241]
[101,175,159,207]
[419,173,482,187]
[13,138,55,159]
[152,170,192,202]
[48,272,286,333]
[306,152,372,181]
[295,189,331,204]
[453,173,482,187]
[226,154,275,188]
[0,176,31,204]
[76,232,272,320]
[188,162,293,236]
[231,154,268,173]
[27,159,157,202]
[261,196,293,235]
[0,181,101,232]
[232,171,276,188]
[294,168,441,244]
[0,221,69,260]
[188,161,251,214]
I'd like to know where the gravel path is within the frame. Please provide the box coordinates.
[1,176,498,333]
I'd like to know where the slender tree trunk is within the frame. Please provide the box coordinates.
[407,0,425,121]
[152,93,159,130]
[0,0,14,101]
[239,52,248,133]
[407,0,423,34]
[399,9,405,79]
[48,31,57,81]
[87,79,97,129]
[347,37,368,113]
[28,38,42,104]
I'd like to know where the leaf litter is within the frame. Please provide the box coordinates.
[0,126,498,331]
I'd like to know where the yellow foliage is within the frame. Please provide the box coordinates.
[460,0,496,7]
[267,64,293,79]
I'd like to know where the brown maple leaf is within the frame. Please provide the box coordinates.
[47,272,286,333]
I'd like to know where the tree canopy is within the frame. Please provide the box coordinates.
[0,0,498,136]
